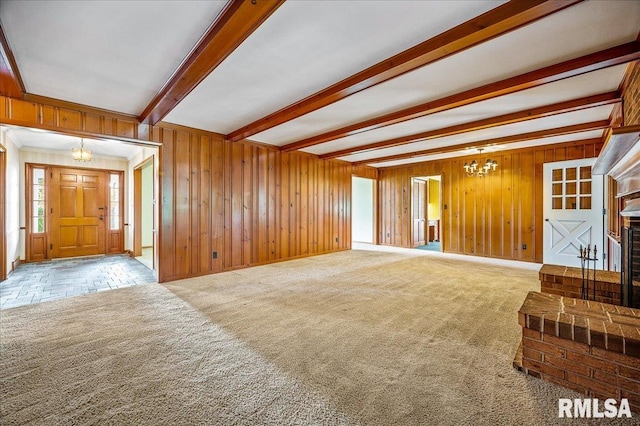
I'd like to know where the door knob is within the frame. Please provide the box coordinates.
[99,215,104,221]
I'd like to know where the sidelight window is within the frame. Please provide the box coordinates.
[32,168,46,233]
[109,173,120,230]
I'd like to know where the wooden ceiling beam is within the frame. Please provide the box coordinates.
[377,137,604,170]
[351,121,609,166]
[282,41,640,152]
[227,0,582,142]
[138,0,285,125]
[0,22,25,99]
[319,91,620,160]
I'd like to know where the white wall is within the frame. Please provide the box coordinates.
[19,148,129,259]
[1,130,21,273]
[141,163,153,247]
[352,177,374,243]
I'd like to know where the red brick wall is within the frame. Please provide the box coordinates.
[521,328,640,412]
[539,265,621,306]
[518,292,640,412]
[623,62,640,126]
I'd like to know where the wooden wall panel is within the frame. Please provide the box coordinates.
[1,95,353,282]
[156,131,353,282]
[377,140,603,263]
[1,96,149,141]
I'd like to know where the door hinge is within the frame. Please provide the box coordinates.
[50,244,53,250]
[603,208,606,215]
[604,253,607,260]
[50,172,53,178]
[50,208,53,214]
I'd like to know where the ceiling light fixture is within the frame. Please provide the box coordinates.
[463,148,498,177]
[72,138,92,162]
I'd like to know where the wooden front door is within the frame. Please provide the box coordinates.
[50,167,107,258]
[412,179,427,247]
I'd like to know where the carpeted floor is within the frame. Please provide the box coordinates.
[1,247,637,425]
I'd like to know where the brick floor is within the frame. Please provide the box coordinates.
[0,255,157,310]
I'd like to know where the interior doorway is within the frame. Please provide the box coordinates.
[352,176,376,244]
[133,156,155,270]
[412,175,442,251]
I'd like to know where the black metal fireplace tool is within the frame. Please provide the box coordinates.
[578,244,597,300]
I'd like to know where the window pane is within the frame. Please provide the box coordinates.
[32,216,45,233]
[109,173,121,230]
[110,215,120,230]
[552,197,562,210]
[565,167,577,181]
[580,181,591,195]
[565,196,577,210]
[33,201,45,217]
[580,197,592,210]
[580,166,591,180]
[552,169,562,182]
[33,185,45,201]
[31,168,46,233]
[566,182,576,195]
[33,168,45,185]
[552,183,562,196]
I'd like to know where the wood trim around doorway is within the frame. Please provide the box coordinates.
[133,155,155,265]
[25,163,125,262]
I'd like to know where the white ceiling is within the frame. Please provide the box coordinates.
[3,126,145,160]
[1,0,639,167]
[1,0,227,114]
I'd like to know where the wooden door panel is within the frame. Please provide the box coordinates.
[31,235,46,260]
[51,167,107,258]
[60,190,77,217]
[83,186,99,216]
[82,226,99,247]
[59,226,78,249]
[61,173,77,182]
[412,179,427,247]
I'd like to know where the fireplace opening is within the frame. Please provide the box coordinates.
[621,225,640,308]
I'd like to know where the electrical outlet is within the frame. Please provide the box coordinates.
[521,244,527,250]
[212,251,218,259]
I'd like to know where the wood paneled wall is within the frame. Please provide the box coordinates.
[155,126,352,282]
[378,140,602,263]
[1,96,354,283]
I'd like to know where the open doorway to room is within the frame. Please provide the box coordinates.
[412,175,442,252]
[133,156,155,271]
[352,176,376,244]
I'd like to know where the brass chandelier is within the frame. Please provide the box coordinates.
[72,138,92,162]
[463,148,498,177]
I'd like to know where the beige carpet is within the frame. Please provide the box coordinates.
[2,247,637,425]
